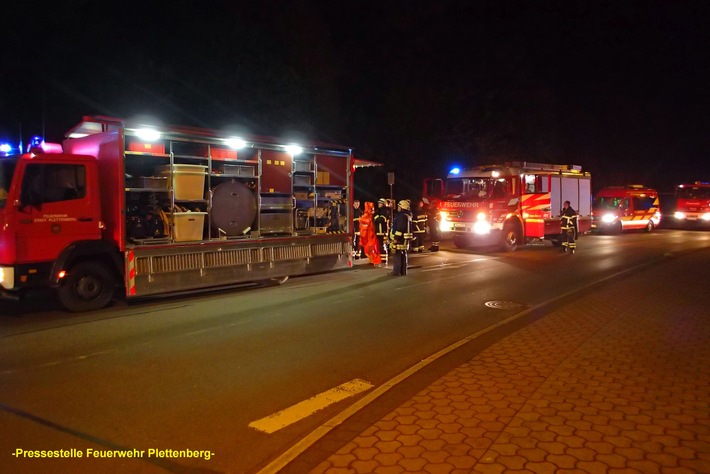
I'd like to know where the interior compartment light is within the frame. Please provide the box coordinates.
[135,128,162,142]
[285,144,303,156]
[225,138,247,149]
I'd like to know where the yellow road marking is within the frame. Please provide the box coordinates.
[249,379,373,434]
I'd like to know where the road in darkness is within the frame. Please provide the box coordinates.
[1,229,709,473]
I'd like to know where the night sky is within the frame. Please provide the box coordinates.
[3,1,709,200]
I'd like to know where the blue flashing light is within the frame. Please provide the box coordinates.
[0,143,11,155]
[450,167,461,175]
[27,135,43,152]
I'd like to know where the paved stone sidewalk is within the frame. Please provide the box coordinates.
[309,252,710,473]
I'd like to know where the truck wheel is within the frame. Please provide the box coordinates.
[645,221,654,232]
[500,224,521,252]
[57,262,115,312]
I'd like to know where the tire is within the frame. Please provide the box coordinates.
[57,261,116,312]
[645,221,654,232]
[500,224,522,252]
[613,221,623,234]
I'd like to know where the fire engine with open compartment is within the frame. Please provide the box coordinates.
[0,116,364,312]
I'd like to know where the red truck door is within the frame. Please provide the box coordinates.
[14,160,101,263]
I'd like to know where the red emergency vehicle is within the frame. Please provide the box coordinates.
[673,181,710,227]
[591,185,661,233]
[0,116,361,312]
[423,162,592,250]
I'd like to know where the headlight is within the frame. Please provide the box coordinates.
[0,266,14,290]
[476,212,487,221]
[601,213,617,223]
[674,211,686,219]
[439,211,452,232]
[473,221,491,234]
[701,213,710,221]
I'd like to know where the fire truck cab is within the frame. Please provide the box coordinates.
[673,181,710,227]
[425,162,592,251]
[591,185,661,234]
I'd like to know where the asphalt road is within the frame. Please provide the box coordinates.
[1,228,709,474]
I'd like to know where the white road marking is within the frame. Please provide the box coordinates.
[249,379,373,434]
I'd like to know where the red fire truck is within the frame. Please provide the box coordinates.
[673,181,710,227]
[0,116,361,312]
[423,162,592,250]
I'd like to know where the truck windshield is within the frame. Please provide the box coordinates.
[676,187,710,200]
[445,177,496,198]
[0,157,17,209]
[593,196,623,210]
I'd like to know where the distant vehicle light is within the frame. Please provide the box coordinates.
[225,137,246,149]
[491,171,500,178]
[674,211,686,220]
[449,167,460,175]
[135,128,161,141]
[601,213,617,223]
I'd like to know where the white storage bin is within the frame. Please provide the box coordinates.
[156,164,207,200]
[172,212,206,241]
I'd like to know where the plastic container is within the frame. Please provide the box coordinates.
[172,212,207,241]
[156,164,207,200]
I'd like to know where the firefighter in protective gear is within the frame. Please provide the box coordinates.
[388,200,412,276]
[411,200,427,252]
[352,199,362,258]
[358,201,382,265]
[561,200,577,253]
[422,197,440,251]
[374,198,390,259]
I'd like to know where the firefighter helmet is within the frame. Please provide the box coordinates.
[398,200,410,210]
